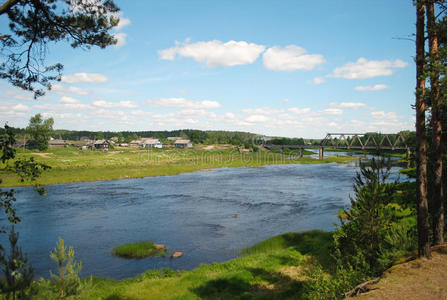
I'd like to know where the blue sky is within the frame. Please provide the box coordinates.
[1,0,416,138]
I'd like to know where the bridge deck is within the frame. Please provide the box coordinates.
[263,144,408,151]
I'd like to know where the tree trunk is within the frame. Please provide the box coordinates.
[427,0,444,245]
[416,0,431,258]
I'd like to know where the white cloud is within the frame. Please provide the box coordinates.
[51,84,89,96]
[12,103,31,112]
[371,111,400,120]
[2,89,34,101]
[61,73,108,83]
[92,99,138,109]
[246,115,269,123]
[146,97,221,109]
[281,98,290,103]
[60,96,81,104]
[115,17,131,30]
[263,45,325,71]
[224,113,236,119]
[355,84,389,91]
[242,107,284,115]
[329,102,368,109]
[158,40,265,67]
[114,33,127,48]
[313,77,325,84]
[322,108,343,115]
[35,102,90,110]
[288,107,311,114]
[330,58,407,79]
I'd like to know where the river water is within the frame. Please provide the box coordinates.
[0,160,405,279]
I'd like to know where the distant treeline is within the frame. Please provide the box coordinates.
[1,127,267,146]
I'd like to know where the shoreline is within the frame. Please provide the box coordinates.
[0,154,356,187]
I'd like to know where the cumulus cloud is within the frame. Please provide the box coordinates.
[281,98,290,103]
[2,89,34,101]
[322,108,343,115]
[51,84,89,96]
[92,99,138,109]
[158,40,265,67]
[246,115,269,123]
[114,32,127,48]
[371,111,400,120]
[115,17,131,30]
[12,103,31,112]
[355,84,389,91]
[330,58,407,79]
[263,45,325,71]
[313,77,325,84]
[35,102,90,110]
[329,102,368,109]
[60,96,81,104]
[61,73,108,83]
[146,97,221,109]
[288,107,311,114]
[242,107,284,115]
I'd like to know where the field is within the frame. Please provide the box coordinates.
[0,146,355,187]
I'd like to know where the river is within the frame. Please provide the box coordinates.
[0,159,405,279]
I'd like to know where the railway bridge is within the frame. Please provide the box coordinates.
[263,133,411,159]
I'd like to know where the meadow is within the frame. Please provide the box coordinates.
[0,146,354,187]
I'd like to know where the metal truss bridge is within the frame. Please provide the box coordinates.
[263,133,410,159]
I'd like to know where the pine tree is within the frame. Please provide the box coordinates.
[0,226,34,300]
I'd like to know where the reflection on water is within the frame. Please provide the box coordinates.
[0,162,405,279]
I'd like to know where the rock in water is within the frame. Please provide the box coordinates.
[154,244,166,250]
[172,251,183,258]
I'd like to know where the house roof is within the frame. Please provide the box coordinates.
[94,139,109,145]
[175,139,191,144]
[49,139,66,145]
[141,138,160,144]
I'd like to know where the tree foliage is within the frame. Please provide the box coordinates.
[0,226,34,299]
[333,158,417,276]
[49,238,82,298]
[26,113,53,151]
[0,0,119,97]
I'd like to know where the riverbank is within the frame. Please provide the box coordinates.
[32,230,335,299]
[0,147,355,187]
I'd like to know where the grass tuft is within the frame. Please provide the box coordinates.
[112,241,166,259]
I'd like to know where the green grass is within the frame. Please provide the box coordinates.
[27,230,334,299]
[112,241,166,258]
[0,147,356,186]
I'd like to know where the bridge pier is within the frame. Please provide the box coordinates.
[319,147,324,160]
[299,147,303,158]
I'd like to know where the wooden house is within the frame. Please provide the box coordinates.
[141,138,163,149]
[94,140,110,151]
[174,139,193,148]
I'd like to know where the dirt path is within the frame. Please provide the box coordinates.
[29,153,52,158]
[350,244,447,300]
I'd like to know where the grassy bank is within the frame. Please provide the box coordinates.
[32,230,335,299]
[0,147,355,186]
[112,242,167,259]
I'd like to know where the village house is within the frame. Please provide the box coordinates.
[93,140,110,151]
[167,137,182,141]
[49,139,67,148]
[129,140,142,147]
[141,138,163,148]
[174,139,193,148]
